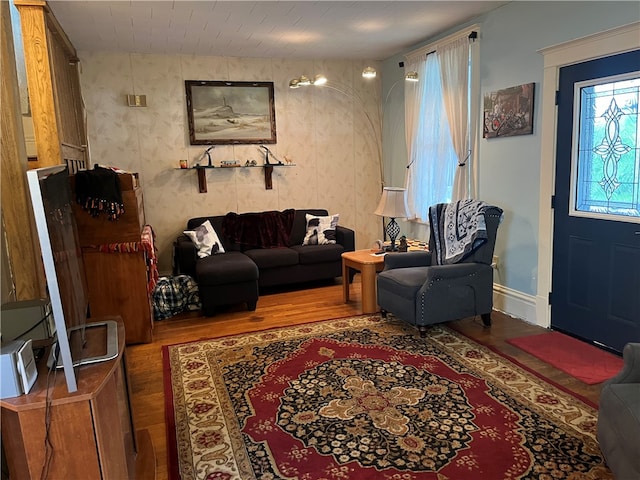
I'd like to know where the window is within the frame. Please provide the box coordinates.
[572,74,640,221]
[404,28,478,222]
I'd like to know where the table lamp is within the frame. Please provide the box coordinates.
[374,187,410,251]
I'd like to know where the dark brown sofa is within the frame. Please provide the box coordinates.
[174,209,355,315]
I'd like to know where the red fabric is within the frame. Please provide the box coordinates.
[507,331,623,384]
[95,225,159,294]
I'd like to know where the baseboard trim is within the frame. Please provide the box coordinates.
[493,283,537,326]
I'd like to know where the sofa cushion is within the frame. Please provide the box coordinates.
[302,213,339,245]
[377,267,430,300]
[291,244,344,265]
[244,247,299,269]
[195,251,258,286]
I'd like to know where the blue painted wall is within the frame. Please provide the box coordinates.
[381,1,639,297]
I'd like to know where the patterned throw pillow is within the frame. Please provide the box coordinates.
[183,220,225,258]
[302,214,339,245]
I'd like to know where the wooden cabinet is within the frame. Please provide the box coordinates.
[71,173,154,344]
[0,318,155,480]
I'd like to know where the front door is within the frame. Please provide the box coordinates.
[552,49,640,353]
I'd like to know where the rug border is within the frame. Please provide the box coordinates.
[448,326,600,409]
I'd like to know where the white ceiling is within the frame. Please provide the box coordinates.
[47,1,508,60]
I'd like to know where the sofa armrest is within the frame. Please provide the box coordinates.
[605,343,640,386]
[383,251,432,270]
[336,225,355,252]
[174,234,198,277]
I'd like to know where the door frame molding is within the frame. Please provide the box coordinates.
[535,21,640,328]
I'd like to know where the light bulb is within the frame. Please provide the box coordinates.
[362,66,377,78]
[298,75,311,86]
[313,74,327,85]
[405,71,419,82]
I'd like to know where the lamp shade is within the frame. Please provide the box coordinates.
[374,187,410,218]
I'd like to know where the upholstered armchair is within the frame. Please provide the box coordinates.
[597,343,640,479]
[376,202,503,337]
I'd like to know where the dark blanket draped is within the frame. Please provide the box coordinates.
[74,166,124,220]
[222,209,295,249]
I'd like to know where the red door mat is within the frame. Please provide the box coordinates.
[506,331,623,384]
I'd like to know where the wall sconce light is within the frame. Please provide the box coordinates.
[362,66,377,78]
[404,71,419,82]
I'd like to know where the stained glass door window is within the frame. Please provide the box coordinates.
[571,73,640,222]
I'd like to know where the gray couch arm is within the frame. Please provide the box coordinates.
[336,225,355,252]
[383,251,432,270]
[605,343,640,385]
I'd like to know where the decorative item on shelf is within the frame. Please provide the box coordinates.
[259,145,282,165]
[220,160,240,168]
[203,146,215,167]
[374,187,410,252]
[179,159,188,169]
[244,159,258,167]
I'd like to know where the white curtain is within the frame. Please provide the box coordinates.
[404,55,426,221]
[404,54,457,222]
[439,36,471,201]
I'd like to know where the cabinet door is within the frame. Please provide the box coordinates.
[83,250,153,344]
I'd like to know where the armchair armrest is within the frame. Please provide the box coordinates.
[383,251,432,270]
[605,343,640,385]
[422,262,486,282]
[173,233,198,277]
[336,225,355,252]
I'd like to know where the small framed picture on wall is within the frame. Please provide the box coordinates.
[483,82,535,138]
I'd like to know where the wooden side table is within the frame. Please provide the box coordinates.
[342,250,386,314]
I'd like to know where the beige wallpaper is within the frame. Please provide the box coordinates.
[78,53,383,274]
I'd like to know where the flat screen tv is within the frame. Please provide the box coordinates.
[27,165,118,393]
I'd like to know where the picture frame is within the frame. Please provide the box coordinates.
[483,82,535,138]
[185,80,277,145]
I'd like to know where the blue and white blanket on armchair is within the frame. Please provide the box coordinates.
[430,199,492,265]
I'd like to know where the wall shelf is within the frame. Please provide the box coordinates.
[175,164,295,193]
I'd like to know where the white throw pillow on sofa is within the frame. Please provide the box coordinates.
[184,220,225,258]
[302,214,339,245]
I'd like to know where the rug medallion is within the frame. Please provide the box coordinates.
[164,314,610,480]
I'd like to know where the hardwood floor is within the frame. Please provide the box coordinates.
[126,278,605,480]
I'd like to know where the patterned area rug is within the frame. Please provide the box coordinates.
[163,314,611,480]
